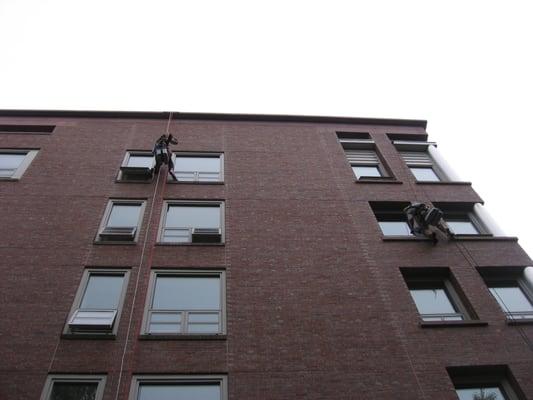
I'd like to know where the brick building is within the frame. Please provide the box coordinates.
[0,110,532,400]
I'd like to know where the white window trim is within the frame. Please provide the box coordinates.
[129,375,228,400]
[40,374,106,400]
[158,200,225,244]
[0,149,38,180]
[96,199,147,243]
[118,150,155,181]
[170,152,224,183]
[142,269,226,335]
[63,268,130,336]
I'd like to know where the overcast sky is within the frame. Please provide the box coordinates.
[1,1,532,257]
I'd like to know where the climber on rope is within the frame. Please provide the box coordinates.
[153,133,178,181]
[404,203,452,243]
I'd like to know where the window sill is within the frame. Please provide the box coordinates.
[506,319,533,326]
[156,242,225,246]
[0,177,19,181]
[115,179,154,184]
[167,181,225,185]
[139,334,227,340]
[382,236,430,241]
[420,320,488,328]
[93,241,137,245]
[452,235,518,242]
[415,181,472,186]
[61,333,117,340]
[355,178,402,184]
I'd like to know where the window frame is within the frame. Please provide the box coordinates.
[392,140,447,182]
[434,203,491,237]
[448,366,524,400]
[370,201,413,237]
[63,268,130,337]
[479,268,533,322]
[40,374,107,400]
[157,200,225,245]
[338,137,394,181]
[0,148,39,180]
[129,375,228,400]
[170,152,224,183]
[118,150,155,182]
[141,269,226,336]
[96,199,147,243]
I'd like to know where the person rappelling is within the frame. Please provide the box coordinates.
[153,133,178,181]
[404,202,452,243]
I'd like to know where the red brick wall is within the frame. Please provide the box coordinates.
[0,115,531,399]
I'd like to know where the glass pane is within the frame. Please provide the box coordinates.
[165,205,220,229]
[456,387,505,400]
[150,313,181,323]
[410,167,440,182]
[352,166,382,178]
[0,153,25,176]
[138,384,220,400]
[50,382,98,400]
[80,275,124,309]
[188,313,219,323]
[378,221,412,236]
[128,155,154,168]
[148,323,181,334]
[175,157,220,173]
[409,288,457,315]
[107,204,142,228]
[447,220,479,235]
[152,276,221,311]
[489,286,533,313]
[188,323,220,333]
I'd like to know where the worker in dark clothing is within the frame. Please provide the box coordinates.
[153,134,178,181]
[404,203,452,243]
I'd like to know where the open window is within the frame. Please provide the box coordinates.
[159,201,224,244]
[172,153,223,183]
[97,200,146,242]
[143,270,225,335]
[337,133,392,181]
[370,202,413,236]
[447,365,526,400]
[118,151,155,182]
[401,268,478,323]
[41,375,106,400]
[478,267,533,321]
[65,269,129,335]
[0,149,38,180]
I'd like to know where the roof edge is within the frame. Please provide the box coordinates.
[0,109,427,128]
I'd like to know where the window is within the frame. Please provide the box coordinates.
[172,153,223,182]
[40,375,106,400]
[143,270,225,335]
[64,269,129,335]
[401,268,475,322]
[479,268,533,321]
[0,124,55,134]
[434,203,489,236]
[0,149,38,180]
[119,151,155,181]
[391,139,446,182]
[159,201,224,244]
[337,134,391,180]
[130,376,227,400]
[370,202,413,236]
[96,200,146,242]
[448,366,525,400]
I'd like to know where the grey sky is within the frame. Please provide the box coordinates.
[1,0,532,257]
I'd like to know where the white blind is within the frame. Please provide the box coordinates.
[345,150,379,165]
[400,151,433,166]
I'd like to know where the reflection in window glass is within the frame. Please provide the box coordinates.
[410,167,440,182]
[50,382,98,400]
[409,287,463,321]
[138,384,220,400]
[127,155,154,168]
[175,156,221,182]
[166,206,220,229]
[107,204,142,228]
[152,276,220,310]
[456,387,505,400]
[489,285,533,316]
[352,166,382,179]
[0,153,26,177]
[378,221,412,236]
[447,220,479,235]
[80,275,124,310]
